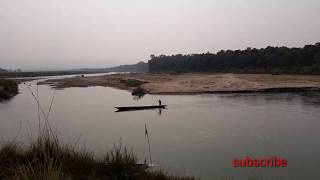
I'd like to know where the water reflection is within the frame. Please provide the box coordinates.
[133,94,145,100]
[217,92,320,107]
[158,108,162,116]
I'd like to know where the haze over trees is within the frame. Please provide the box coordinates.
[72,62,148,73]
[103,61,148,73]
[148,43,320,74]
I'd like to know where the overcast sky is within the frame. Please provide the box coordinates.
[1,0,320,71]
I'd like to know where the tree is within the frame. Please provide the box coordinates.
[148,42,320,74]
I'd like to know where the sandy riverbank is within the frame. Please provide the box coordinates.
[38,73,320,94]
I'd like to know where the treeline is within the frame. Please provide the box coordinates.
[148,43,320,74]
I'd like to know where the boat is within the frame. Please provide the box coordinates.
[105,163,154,169]
[115,105,167,112]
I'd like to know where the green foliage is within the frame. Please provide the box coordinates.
[148,43,320,74]
[13,158,62,180]
[132,87,147,96]
[104,142,143,178]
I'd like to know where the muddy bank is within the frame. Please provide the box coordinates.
[38,73,320,94]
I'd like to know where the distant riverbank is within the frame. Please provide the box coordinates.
[38,73,320,94]
[0,71,109,78]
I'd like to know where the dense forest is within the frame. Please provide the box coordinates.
[148,43,320,74]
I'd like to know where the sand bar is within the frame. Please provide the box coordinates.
[38,73,320,94]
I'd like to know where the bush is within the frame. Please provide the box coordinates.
[0,79,18,100]
[120,79,146,87]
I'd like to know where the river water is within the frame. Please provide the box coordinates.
[1,74,320,179]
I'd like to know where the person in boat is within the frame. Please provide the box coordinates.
[158,99,162,106]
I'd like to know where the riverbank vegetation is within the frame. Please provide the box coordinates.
[0,135,195,180]
[0,79,18,100]
[148,43,320,74]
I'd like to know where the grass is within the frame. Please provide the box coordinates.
[0,135,196,180]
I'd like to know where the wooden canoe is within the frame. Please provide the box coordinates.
[115,105,167,112]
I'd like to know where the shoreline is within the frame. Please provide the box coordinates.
[38,73,320,95]
[148,87,320,95]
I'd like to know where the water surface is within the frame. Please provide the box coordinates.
[1,76,320,179]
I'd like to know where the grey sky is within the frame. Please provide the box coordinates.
[1,0,320,71]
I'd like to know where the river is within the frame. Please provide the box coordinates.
[1,74,320,180]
